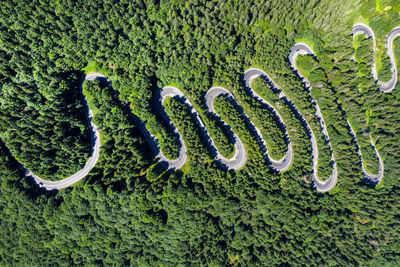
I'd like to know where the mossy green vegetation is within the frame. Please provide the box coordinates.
[146,162,168,183]
[82,61,101,74]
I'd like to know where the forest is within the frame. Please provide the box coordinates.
[1,0,400,266]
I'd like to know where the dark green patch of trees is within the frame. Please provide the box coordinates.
[83,80,151,184]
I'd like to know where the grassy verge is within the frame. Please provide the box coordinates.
[82,61,101,74]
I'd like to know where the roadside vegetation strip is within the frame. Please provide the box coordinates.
[347,33,384,184]
[349,23,386,183]
[289,44,338,192]
[352,23,400,93]
[240,78,287,161]
[200,113,236,159]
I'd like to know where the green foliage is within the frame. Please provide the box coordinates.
[0,72,91,180]
[349,37,384,174]
[295,55,336,181]
[249,78,288,160]
[201,113,235,159]
[83,80,151,184]
[164,97,211,166]
[0,0,400,266]
[213,95,265,165]
[295,55,318,77]
[378,55,394,82]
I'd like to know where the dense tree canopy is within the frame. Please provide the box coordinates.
[1,0,400,265]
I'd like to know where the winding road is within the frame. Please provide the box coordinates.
[153,86,188,169]
[352,23,400,93]
[289,43,338,192]
[154,85,247,170]
[205,84,292,171]
[16,23,399,191]
[204,87,246,170]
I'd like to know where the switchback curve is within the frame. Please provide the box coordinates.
[289,43,338,192]
[155,85,248,170]
[25,72,102,190]
[204,87,246,170]
[205,84,292,171]
[352,23,400,93]
[349,23,387,183]
[242,69,293,172]
[153,86,188,169]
